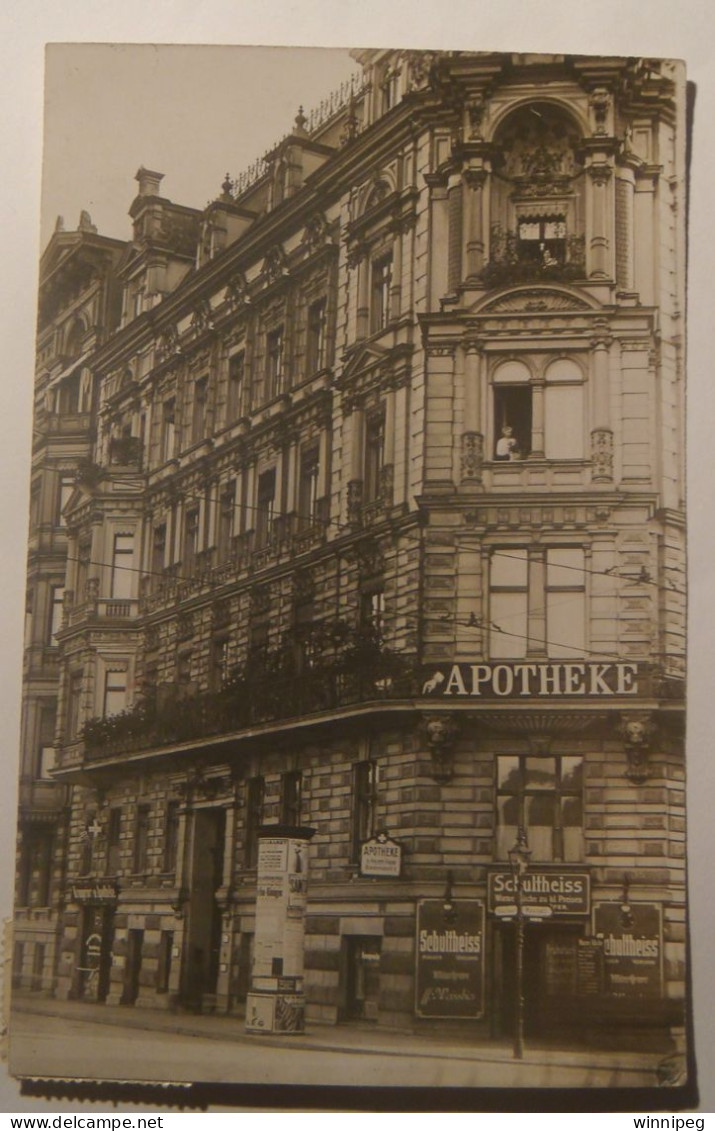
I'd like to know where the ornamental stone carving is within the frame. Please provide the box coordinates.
[618,711,656,783]
[591,428,614,482]
[461,431,484,483]
[347,478,364,526]
[379,463,394,507]
[420,713,459,784]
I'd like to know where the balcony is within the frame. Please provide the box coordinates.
[480,228,586,290]
[80,629,421,761]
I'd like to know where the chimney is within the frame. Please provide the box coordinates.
[135,167,165,197]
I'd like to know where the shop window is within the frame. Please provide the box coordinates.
[152,523,167,575]
[280,770,302,827]
[306,298,327,374]
[191,376,209,444]
[245,776,265,868]
[105,807,122,875]
[133,804,151,873]
[255,469,276,549]
[364,411,385,503]
[111,534,134,599]
[266,326,284,401]
[156,930,174,993]
[31,943,45,992]
[352,760,379,861]
[517,215,567,266]
[103,668,127,718]
[161,399,176,463]
[48,584,65,645]
[371,255,392,333]
[163,800,180,873]
[298,447,320,529]
[227,351,245,421]
[496,753,584,862]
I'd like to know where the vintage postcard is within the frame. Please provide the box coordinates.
[7,43,695,1107]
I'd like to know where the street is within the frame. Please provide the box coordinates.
[9,1008,662,1091]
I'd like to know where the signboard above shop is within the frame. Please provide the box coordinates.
[360,832,402,877]
[488,870,590,917]
[420,661,645,700]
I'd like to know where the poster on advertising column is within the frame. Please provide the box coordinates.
[593,902,663,998]
[415,899,485,1019]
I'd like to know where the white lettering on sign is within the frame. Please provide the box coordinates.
[419,929,482,955]
[423,662,639,698]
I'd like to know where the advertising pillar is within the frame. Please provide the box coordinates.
[245,825,315,1035]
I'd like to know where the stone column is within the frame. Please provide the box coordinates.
[615,165,636,293]
[425,173,450,306]
[355,249,370,340]
[390,224,403,320]
[587,161,613,279]
[590,330,614,482]
[245,826,316,1035]
[461,341,484,485]
[463,168,488,280]
[634,167,659,306]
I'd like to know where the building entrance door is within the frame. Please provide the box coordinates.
[122,928,144,1005]
[495,923,583,1040]
[182,807,226,1010]
[343,936,381,1022]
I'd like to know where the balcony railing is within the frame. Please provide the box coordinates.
[81,642,421,761]
[480,229,586,289]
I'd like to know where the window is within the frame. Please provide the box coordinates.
[227,351,245,421]
[489,549,528,659]
[298,447,320,529]
[19,827,53,907]
[78,811,95,876]
[156,930,174,993]
[58,373,80,415]
[176,651,192,689]
[245,777,265,868]
[192,376,209,444]
[106,808,122,875]
[111,534,134,599]
[217,485,236,563]
[255,469,276,548]
[163,801,180,873]
[493,360,532,460]
[152,523,167,576]
[266,327,284,400]
[67,670,83,739]
[37,704,57,780]
[103,669,127,718]
[545,548,586,657]
[75,541,90,601]
[544,359,584,460]
[360,587,385,640]
[57,475,74,526]
[211,637,230,691]
[352,760,379,860]
[496,753,584,862]
[517,215,567,266]
[281,770,302,826]
[489,547,586,659]
[364,412,385,503]
[48,585,64,645]
[306,299,327,374]
[371,256,392,332]
[161,399,176,462]
[133,805,151,873]
[183,509,199,573]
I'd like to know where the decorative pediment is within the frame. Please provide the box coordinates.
[340,341,390,383]
[476,287,596,314]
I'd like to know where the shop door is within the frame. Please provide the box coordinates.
[122,928,144,1005]
[182,808,226,1009]
[79,905,114,1003]
[343,936,381,1022]
[495,924,582,1040]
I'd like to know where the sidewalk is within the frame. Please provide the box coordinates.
[11,992,665,1087]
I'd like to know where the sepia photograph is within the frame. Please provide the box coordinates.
[5,36,699,1108]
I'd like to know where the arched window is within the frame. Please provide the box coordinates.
[544,358,585,459]
[492,359,532,459]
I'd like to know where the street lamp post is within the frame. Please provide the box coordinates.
[508,827,532,1060]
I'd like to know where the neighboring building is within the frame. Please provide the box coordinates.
[19,51,687,1054]
[15,212,125,992]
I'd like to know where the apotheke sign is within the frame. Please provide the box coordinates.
[360,832,402,877]
[421,661,642,700]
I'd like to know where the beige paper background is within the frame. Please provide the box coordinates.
[0,0,712,1113]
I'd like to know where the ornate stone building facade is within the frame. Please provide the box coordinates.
[18,50,686,1053]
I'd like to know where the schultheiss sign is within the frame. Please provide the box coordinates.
[415,900,485,1019]
[488,870,590,916]
[421,661,642,699]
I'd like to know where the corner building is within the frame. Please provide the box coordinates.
[38,51,686,1051]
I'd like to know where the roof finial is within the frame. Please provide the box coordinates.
[294,105,308,134]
